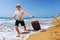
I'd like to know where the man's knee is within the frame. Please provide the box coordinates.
[15,26,18,29]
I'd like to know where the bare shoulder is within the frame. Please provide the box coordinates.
[14,10,17,14]
[15,10,18,12]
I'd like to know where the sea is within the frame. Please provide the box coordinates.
[0,17,55,40]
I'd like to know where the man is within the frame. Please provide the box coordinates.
[11,4,33,37]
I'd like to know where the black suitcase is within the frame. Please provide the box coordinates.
[31,20,41,30]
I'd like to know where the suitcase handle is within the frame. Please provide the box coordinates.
[30,17,39,21]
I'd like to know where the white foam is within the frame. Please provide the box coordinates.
[0,18,53,40]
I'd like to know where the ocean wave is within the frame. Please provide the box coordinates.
[0,19,6,21]
[0,18,52,28]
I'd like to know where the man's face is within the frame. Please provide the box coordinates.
[16,6,21,10]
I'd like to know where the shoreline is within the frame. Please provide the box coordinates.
[27,20,60,40]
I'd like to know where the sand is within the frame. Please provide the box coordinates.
[27,20,60,40]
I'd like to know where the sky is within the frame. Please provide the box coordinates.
[0,0,60,17]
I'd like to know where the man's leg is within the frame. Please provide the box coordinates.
[15,26,20,33]
[24,25,26,31]
[15,26,20,37]
[21,20,26,31]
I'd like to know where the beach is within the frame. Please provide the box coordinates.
[0,0,60,40]
[0,17,53,40]
[27,19,60,40]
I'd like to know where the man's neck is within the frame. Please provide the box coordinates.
[17,9,21,11]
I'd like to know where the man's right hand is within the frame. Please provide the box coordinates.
[30,16,34,18]
[11,16,14,19]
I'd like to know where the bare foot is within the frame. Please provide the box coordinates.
[16,33,20,37]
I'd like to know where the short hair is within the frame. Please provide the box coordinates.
[16,4,21,8]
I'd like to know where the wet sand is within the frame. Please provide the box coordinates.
[27,20,60,40]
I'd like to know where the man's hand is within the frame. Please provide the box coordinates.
[11,16,14,19]
[30,16,34,18]
[11,16,15,20]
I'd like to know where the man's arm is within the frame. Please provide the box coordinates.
[11,12,16,19]
[23,11,34,18]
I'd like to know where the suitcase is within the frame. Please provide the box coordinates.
[31,20,41,30]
